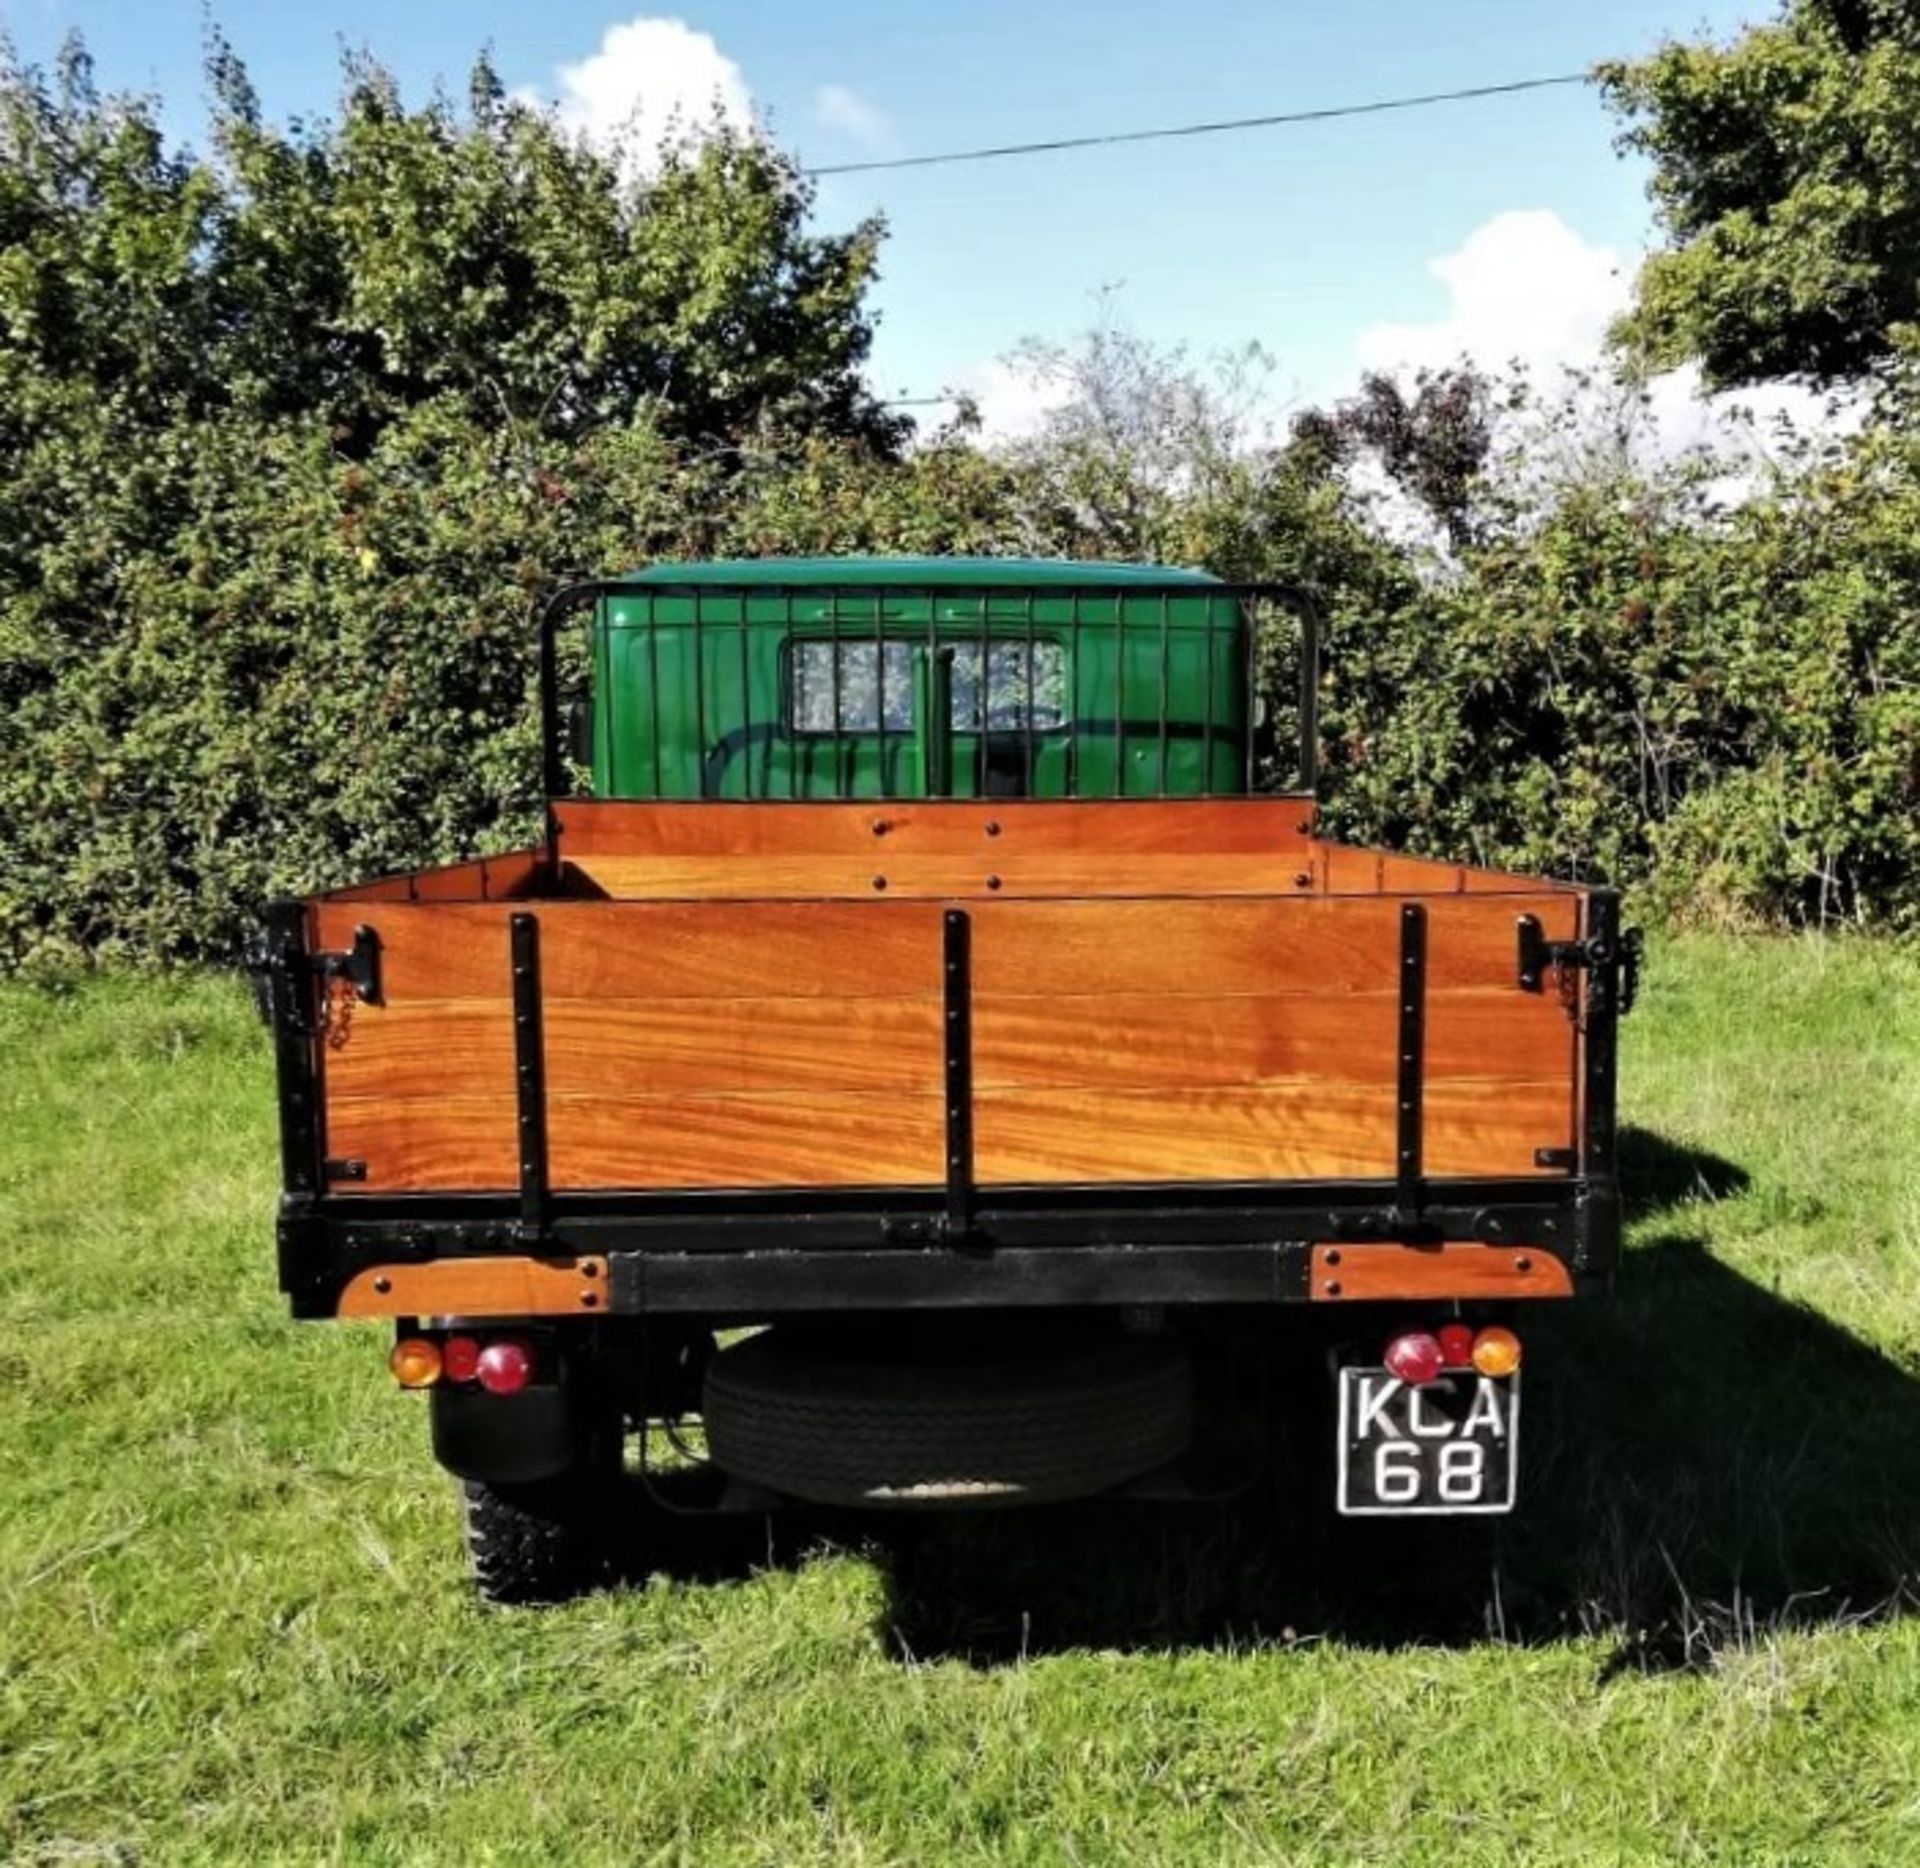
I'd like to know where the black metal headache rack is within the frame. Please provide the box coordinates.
[536,578,1325,803]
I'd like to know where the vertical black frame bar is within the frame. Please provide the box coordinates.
[510,911,549,1242]
[827,584,843,801]
[263,898,323,1200]
[1574,889,1623,1275]
[783,588,798,801]
[1296,599,1322,793]
[690,590,708,800]
[1022,589,1037,794]
[1395,902,1426,1219]
[874,586,893,798]
[942,909,974,1238]
[642,592,662,799]
[1201,592,1216,797]
[735,588,753,801]
[1243,599,1258,793]
[975,589,991,797]
[1066,588,1081,795]
[1157,588,1172,796]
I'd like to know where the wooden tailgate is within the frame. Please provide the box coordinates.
[312,888,1578,1194]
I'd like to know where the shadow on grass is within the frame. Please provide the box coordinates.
[858,1127,1920,1672]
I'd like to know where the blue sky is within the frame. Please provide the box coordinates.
[1,0,1762,430]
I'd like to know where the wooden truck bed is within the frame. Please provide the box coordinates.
[263,797,1624,1322]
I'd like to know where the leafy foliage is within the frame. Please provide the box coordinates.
[1600,0,1920,386]
[3,32,1919,966]
[0,37,909,967]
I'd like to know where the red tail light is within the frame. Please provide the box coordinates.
[1437,1322,1475,1369]
[440,1334,481,1384]
[476,1339,534,1396]
[1382,1331,1444,1386]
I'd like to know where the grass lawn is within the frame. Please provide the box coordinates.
[3,935,1919,1864]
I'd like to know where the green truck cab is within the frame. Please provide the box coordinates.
[259,558,1631,1602]
[579,558,1257,802]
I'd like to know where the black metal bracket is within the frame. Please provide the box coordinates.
[248,916,381,1037]
[315,923,382,1008]
[1395,901,1426,1223]
[942,909,974,1241]
[510,912,549,1244]
[257,900,325,1197]
[1517,914,1643,1017]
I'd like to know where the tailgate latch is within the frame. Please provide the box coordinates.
[245,920,382,1036]
[312,923,383,1007]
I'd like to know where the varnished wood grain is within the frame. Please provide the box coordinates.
[970,991,1565,1092]
[313,899,947,1001]
[326,996,944,1103]
[314,889,1580,1193]
[325,1089,946,1190]
[564,852,1322,900]
[337,1254,608,1317]
[317,848,544,905]
[554,796,1317,857]
[1316,841,1573,897]
[1308,1242,1574,1301]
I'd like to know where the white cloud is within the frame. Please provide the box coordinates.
[1358,209,1628,381]
[961,355,1076,444]
[1354,208,1840,471]
[812,83,893,152]
[525,16,753,179]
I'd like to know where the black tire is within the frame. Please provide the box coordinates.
[702,1329,1193,1508]
[461,1476,612,1606]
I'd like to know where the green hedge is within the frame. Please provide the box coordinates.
[4,41,1917,969]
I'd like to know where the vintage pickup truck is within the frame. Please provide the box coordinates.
[255,558,1636,1601]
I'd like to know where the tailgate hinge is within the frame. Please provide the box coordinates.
[1516,916,1641,1015]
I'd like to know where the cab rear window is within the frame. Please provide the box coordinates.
[788,640,1066,735]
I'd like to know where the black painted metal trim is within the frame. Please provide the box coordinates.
[942,908,973,1237]
[620,1242,1300,1314]
[275,1174,1591,1318]
[261,899,323,1199]
[510,911,549,1242]
[1574,888,1623,1277]
[1396,901,1426,1221]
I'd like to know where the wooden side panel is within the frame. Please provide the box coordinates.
[314,890,1578,1193]
[965,895,1575,1184]
[317,899,948,1191]
[554,796,1317,856]
[1316,841,1576,898]
[564,853,1321,900]
[317,848,544,905]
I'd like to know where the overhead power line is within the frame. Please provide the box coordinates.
[804,72,1590,178]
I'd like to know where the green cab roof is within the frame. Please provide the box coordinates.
[617,556,1222,589]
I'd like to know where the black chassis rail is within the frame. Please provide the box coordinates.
[275,1179,1616,1322]
[258,888,1629,1323]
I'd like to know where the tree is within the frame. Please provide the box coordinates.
[0,32,907,967]
[1600,1,1920,386]
[1288,365,1497,553]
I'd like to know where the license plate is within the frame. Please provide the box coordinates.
[1336,1367,1520,1516]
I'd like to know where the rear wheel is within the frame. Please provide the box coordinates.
[460,1475,614,1606]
